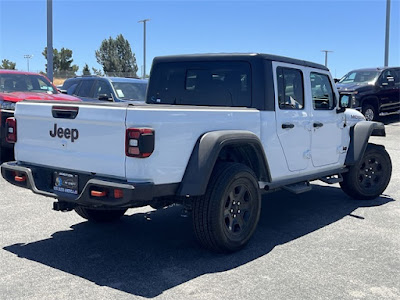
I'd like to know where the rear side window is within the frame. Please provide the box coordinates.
[393,69,400,80]
[147,61,251,107]
[393,69,400,86]
[75,80,94,98]
[62,78,79,90]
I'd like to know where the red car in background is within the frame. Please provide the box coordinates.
[0,70,81,162]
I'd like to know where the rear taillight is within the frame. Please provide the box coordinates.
[126,128,155,158]
[6,117,17,143]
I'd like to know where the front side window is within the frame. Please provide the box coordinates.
[93,80,112,99]
[277,67,304,110]
[379,69,397,86]
[311,72,336,110]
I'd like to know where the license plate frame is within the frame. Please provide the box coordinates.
[53,171,79,195]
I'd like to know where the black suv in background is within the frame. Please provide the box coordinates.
[60,76,148,103]
[337,67,400,121]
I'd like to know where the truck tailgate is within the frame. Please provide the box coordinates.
[14,101,128,179]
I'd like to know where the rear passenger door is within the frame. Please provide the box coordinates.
[309,70,344,167]
[274,62,311,172]
[377,69,400,110]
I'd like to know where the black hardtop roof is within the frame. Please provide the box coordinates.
[152,53,329,71]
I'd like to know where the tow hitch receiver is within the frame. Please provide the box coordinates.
[53,201,76,212]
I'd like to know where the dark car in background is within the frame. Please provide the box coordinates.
[0,70,81,162]
[337,67,400,121]
[60,76,148,103]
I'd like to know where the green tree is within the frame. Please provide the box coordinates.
[82,63,91,75]
[95,34,138,77]
[42,48,60,71]
[0,59,16,70]
[91,67,103,76]
[42,47,79,77]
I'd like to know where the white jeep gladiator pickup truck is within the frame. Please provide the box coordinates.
[1,53,392,252]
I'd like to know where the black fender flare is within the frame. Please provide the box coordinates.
[361,96,379,110]
[345,121,386,166]
[177,130,270,196]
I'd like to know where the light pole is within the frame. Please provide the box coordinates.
[384,0,391,66]
[47,0,53,81]
[24,54,33,72]
[138,19,150,79]
[321,50,333,67]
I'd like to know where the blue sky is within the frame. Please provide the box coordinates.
[0,0,399,79]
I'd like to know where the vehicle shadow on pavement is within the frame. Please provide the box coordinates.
[4,185,394,298]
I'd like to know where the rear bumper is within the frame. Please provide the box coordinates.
[1,162,177,208]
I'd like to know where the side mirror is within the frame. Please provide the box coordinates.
[334,78,340,83]
[339,94,350,108]
[98,93,113,101]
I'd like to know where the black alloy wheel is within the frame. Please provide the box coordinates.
[362,104,377,121]
[222,183,257,240]
[192,162,261,252]
[341,143,392,200]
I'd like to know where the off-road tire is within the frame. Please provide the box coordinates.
[362,104,378,121]
[341,143,392,200]
[74,206,127,222]
[192,162,261,253]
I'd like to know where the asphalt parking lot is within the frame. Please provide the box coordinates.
[0,114,399,300]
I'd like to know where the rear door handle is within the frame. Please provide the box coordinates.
[282,123,295,129]
[313,122,324,128]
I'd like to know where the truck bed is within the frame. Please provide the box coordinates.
[15,101,261,184]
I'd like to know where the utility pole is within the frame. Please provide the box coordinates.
[47,0,53,81]
[138,19,150,79]
[24,54,33,72]
[384,0,391,66]
[321,50,333,67]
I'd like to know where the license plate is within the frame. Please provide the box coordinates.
[53,171,78,195]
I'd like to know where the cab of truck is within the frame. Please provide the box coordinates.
[336,67,400,121]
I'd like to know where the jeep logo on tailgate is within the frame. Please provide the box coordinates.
[49,123,79,142]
